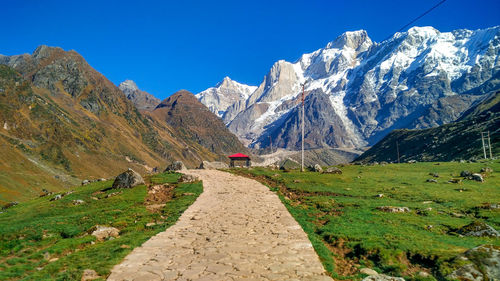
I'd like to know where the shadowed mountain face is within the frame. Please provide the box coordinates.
[150,90,249,157]
[356,91,500,163]
[0,46,245,203]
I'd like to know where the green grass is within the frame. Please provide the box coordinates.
[231,160,500,280]
[0,172,202,280]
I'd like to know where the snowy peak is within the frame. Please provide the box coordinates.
[196,77,257,118]
[326,30,373,52]
[199,26,500,151]
[119,79,139,92]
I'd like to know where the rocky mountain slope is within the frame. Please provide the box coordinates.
[0,46,244,203]
[148,90,249,158]
[118,79,160,111]
[356,90,499,162]
[197,26,500,150]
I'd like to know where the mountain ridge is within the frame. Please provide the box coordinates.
[197,26,500,150]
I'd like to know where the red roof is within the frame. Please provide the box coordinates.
[228,153,250,159]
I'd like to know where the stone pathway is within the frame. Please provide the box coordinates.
[107,170,332,281]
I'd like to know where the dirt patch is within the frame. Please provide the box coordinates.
[144,184,175,212]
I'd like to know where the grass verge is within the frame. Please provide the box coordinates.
[0,172,202,280]
[230,160,500,280]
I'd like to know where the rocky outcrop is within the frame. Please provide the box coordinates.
[165,161,187,172]
[362,274,405,281]
[112,169,145,189]
[456,221,500,237]
[447,245,500,281]
[118,80,160,111]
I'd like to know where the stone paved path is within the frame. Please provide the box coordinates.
[107,170,332,281]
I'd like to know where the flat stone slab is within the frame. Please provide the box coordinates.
[108,170,332,280]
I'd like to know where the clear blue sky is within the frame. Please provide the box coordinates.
[2,0,499,99]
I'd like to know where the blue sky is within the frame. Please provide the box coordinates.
[2,0,499,99]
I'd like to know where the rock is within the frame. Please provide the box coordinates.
[165,161,187,172]
[43,252,50,260]
[72,199,85,205]
[360,268,378,275]
[426,179,437,183]
[324,167,342,174]
[377,206,410,213]
[97,178,106,182]
[448,178,462,184]
[313,164,323,173]
[457,221,499,237]
[429,172,439,177]
[179,174,199,183]
[460,170,472,177]
[407,160,417,164]
[50,194,62,201]
[82,180,90,186]
[480,167,493,173]
[198,161,229,170]
[91,225,120,241]
[471,173,484,182]
[362,274,405,281]
[448,245,500,281]
[111,168,144,189]
[375,194,384,198]
[81,269,100,281]
[417,272,430,278]
[1,201,19,209]
[106,191,122,198]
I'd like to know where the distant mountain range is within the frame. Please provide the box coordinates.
[196,26,500,150]
[0,46,246,203]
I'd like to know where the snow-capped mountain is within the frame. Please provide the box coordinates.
[197,26,500,149]
[195,77,257,117]
[119,80,160,111]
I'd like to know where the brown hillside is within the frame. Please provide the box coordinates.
[150,90,249,158]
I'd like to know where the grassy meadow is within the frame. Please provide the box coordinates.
[231,160,500,280]
[0,172,202,280]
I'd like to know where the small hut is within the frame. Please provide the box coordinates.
[228,153,251,167]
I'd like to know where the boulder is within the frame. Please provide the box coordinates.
[72,199,85,205]
[481,167,493,173]
[179,174,200,183]
[471,173,484,182]
[457,221,499,237]
[313,164,323,173]
[429,172,439,178]
[426,179,437,183]
[447,245,500,281]
[50,194,62,201]
[407,160,417,164]
[82,180,90,186]
[362,274,405,281]
[460,170,472,177]
[198,161,229,170]
[360,268,378,276]
[324,167,342,174]
[165,161,186,172]
[81,269,100,281]
[111,168,144,189]
[377,206,410,213]
[91,225,120,241]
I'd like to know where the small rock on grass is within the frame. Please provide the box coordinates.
[377,206,410,213]
[362,274,405,281]
[91,225,120,241]
[81,269,100,281]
